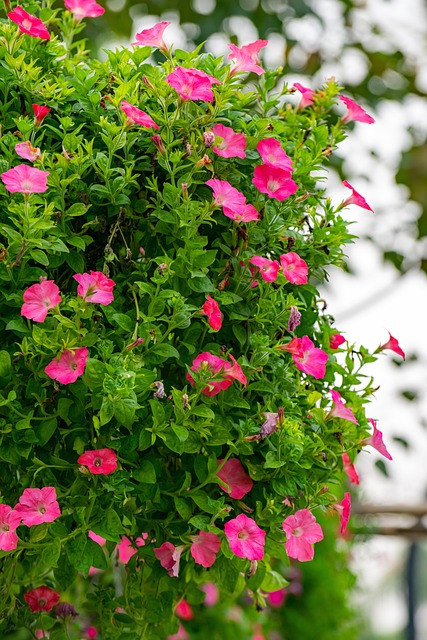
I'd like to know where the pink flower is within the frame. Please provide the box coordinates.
[252,164,298,201]
[119,100,159,129]
[201,583,219,607]
[167,67,220,102]
[334,492,351,536]
[8,7,50,40]
[88,531,106,546]
[187,352,246,396]
[24,586,60,612]
[45,347,88,384]
[154,542,183,577]
[330,333,346,349]
[249,256,280,282]
[268,588,287,608]
[15,141,41,162]
[206,178,247,215]
[257,138,294,172]
[217,458,253,499]
[132,21,170,53]
[224,513,266,561]
[73,271,115,305]
[342,452,360,485]
[32,104,51,127]
[379,331,405,359]
[15,487,61,526]
[341,180,373,212]
[363,418,393,460]
[292,336,328,379]
[116,534,147,563]
[21,280,61,323]
[223,203,259,222]
[339,96,375,124]
[190,531,221,568]
[168,625,189,640]
[175,599,194,620]
[1,164,49,194]
[86,628,98,639]
[228,40,269,75]
[282,509,323,562]
[327,390,359,425]
[0,504,21,552]
[64,0,105,20]
[78,448,118,474]
[280,252,308,284]
[202,295,222,331]
[292,83,315,108]
[277,336,304,358]
[211,124,246,159]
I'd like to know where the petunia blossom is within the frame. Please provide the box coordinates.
[252,164,298,201]
[21,280,61,323]
[8,7,50,40]
[292,336,328,379]
[211,124,246,159]
[379,331,405,359]
[339,96,375,125]
[202,295,222,331]
[15,487,61,526]
[1,164,49,194]
[217,458,253,499]
[77,448,118,474]
[329,333,346,349]
[154,542,184,577]
[119,100,159,129]
[282,509,323,562]
[280,252,308,285]
[201,582,219,606]
[32,104,51,127]
[206,178,247,215]
[168,625,189,640]
[73,271,115,305]
[64,0,105,20]
[292,83,315,109]
[362,418,393,460]
[190,531,221,568]
[249,256,280,282]
[0,504,21,552]
[45,347,88,384]
[116,534,147,563]
[187,352,246,397]
[225,513,265,561]
[341,180,373,212]
[167,67,220,102]
[15,141,41,162]
[175,600,194,620]
[334,492,351,536]
[228,40,269,75]
[342,452,360,485]
[223,203,259,222]
[257,138,294,172]
[132,21,170,53]
[24,586,60,613]
[88,531,106,546]
[327,390,359,425]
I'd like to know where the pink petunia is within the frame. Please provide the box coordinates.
[201,582,219,606]
[217,458,253,499]
[45,347,89,385]
[8,7,50,40]
[24,586,60,613]
[252,164,298,201]
[342,452,360,485]
[88,531,106,546]
[224,513,266,561]
[341,180,373,212]
[21,280,61,323]
[15,487,61,526]
[329,333,346,349]
[167,625,189,640]
[32,104,51,126]
[190,531,221,568]
[15,141,41,162]
[228,40,269,75]
[327,390,359,425]
[292,83,315,109]
[363,418,393,460]
[119,100,159,129]
[175,599,194,620]
[268,588,287,608]
[223,203,259,222]
[292,336,328,379]
[1,164,49,194]
[154,542,183,577]
[116,534,147,563]
[64,0,105,20]
[282,509,323,562]
[0,504,21,552]
[73,271,115,305]
[206,178,247,215]
[277,336,304,358]
[257,139,294,172]
[339,96,375,124]
[167,67,220,102]
[77,448,118,474]
[202,295,222,331]
[187,352,246,397]
[335,492,351,536]
[132,21,170,53]
[379,331,405,359]
[211,124,246,159]
[249,256,280,282]
[280,252,308,285]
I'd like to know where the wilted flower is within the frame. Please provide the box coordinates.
[287,306,301,332]
[15,141,41,162]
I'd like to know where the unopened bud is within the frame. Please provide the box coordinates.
[126,337,144,350]
[247,561,258,578]
[181,183,188,200]
[142,75,155,90]
[152,135,165,154]
[203,131,215,148]
[153,381,165,398]
[185,143,192,157]
[195,154,211,168]
[182,393,189,410]
[158,263,168,276]
[287,306,301,332]
[139,247,145,256]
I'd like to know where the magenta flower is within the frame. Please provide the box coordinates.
[363,418,393,460]
[329,333,346,349]
[175,599,194,620]
[64,0,105,20]
[132,21,170,53]
[73,271,115,305]
[119,100,159,129]
[224,513,265,561]
[21,280,61,323]
[292,336,328,379]
[116,534,147,563]
[15,487,61,526]
[341,180,373,212]
[339,96,375,124]
[206,178,246,215]
[282,509,323,562]
[379,331,405,359]
[15,141,41,162]
[249,256,280,282]
[154,541,183,577]
[202,295,222,331]
[280,252,308,285]
[0,504,21,552]
[24,586,60,613]
[77,448,118,474]
[342,452,360,485]
[335,492,351,536]
[167,67,220,102]
[1,164,49,194]
[268,588,287,608]
[8,7,50,40]
[327,390,359,425]
[217,458,253,499]
[257,138,294,172]
[252,164,298,201]
[278,336,304,358]
[32,104,51,127]
[88,530,106,546]
[45,347,89,385]
[187,352,246,396]
[228,40,269,75]
[190,531,221,568]
[201,582,219,606]
[292,82,315,108]
[223,203,259,223]
[211,124,246,159]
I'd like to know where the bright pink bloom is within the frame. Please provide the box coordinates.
[15,487,61,526]
[363,418,393,460]
[32,104,51,127]
[280,252,308,284]
[167,67,220,102]
[201,582,219,606]
[24,586,60,612]
[335,492,351,536]
[341,180,373,212]
[175,599,194,620]
[206,178,246,214]
[116,534,146,563]
[132,21,170,53]
[167,625,189,640]
[292,336,328,379]
[119,100,159,129]
[327,390,359,425]
[249,256,280,282]
[342,452,360,485]
[88,531,106,546]
[224,513,265,561]
[330,333,346,349]
[15,141,41,162]
[1,164,49,194]
[8,7,50,40]
[45,347,88,384]
[379,331,405,359]
[64,0,105,20]
[257,139,294,172]
[217,458,253,499]
[73,271,115,305]
[21,280,61,323]
[86,628,98,639]
[228,40,269,75]
[252,165,298,201]
[267,588,287,608]
[202,295,222,331]
[187,352,246,396]
[0,504,21,552]
[223,203,259,222]
[78,448,117,474]
[339,96,375,124]
[190,531,221,568]
[154,542,183,577]
[293,83,315,108]
[278,336,304,358]
[282,509,323,562]
[211,124,246,159]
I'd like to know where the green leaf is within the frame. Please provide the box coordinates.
[114,397,138,428]
[36,418,57,446]
[99,397,115,426]
[84,359,106,392]
[174,496,193,520]
[260,570,289,592]
[133,460,156,484]
[0,351,12,382]
[150,344,180,359]
[92,509,124,542]
[54,552,77,590]
[112,313,134,332]
[41,537,61,568]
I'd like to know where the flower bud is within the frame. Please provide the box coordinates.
[195,154,211,168]
[287,306,301,332]
[203,131,215,147]
[125,337,144,350]
[152,135,165,154]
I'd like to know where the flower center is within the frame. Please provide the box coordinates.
[94,458,102,467]
[1,524,10,532]
[38,597,47,607]
[267,179,280,192]
[39,506,46,514]
[21,179,33,192]
[237,530,249,540]
[292,526,304,537]
[42,296,52,308]
[22,19,33,30]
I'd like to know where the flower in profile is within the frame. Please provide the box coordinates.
[341,180,373,212]
[280,252,308,285]
[363,418,393,460]
[190,531,221,568]
[15,487,61,526]
[78,448,118,475]
[277,336,304,358]
[15,141,41,162]
[228,40,269,75]
[330,333,346,349]
[378,331,405,359]
[187,352,246,396]
[217,458,253,499]
[327,390,359,425]
[64,0,105,20]
[73,271,115,305]
[0,504,21,552]
[211,124,246,159]
[249,256,280,282]
[257,138,294,172]
[45,347,89,384]
[32,104,51,127]
[292,336,328,379]
[252,165,298,201]
[282,509,323,562]
[342,452,360,485]
[119,100,159,129]
[24,586,60,613]
[202,295,222,331]
[21,280,61,323]
[175,599,194,620]
[224,203,259,222]
[154,542,184,577]
[224,514,266,561]
[292,83,315,108]
[1,164,49,194]
[334,492,351,536]
[132,21,170,53]
[116,534,147,563]
[339,96,375,124]
[8,7,50,40]
[167,67,220,102]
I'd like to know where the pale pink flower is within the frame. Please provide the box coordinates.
[223,203,259,222]
[15,141,41,162]
[252,165,298,201]
[24,586,60,612]
[8,7,50,40]
[45,347,89,385]
[327,390,359,425]
[224,513,266,561]
[292,83,315,108]
[257,139,294,172]
[187,352,246,396]
[0,504,21,552]
[154,542,184,577]
[202,295,222,331]
[175,599,193,620]
[206,178,246,213]
[334,492,351,536]
[190,531,221,568]
[211,124,246,159]
[32,104,51,126]
[21,280,61,323]
[88,531,106,546]
[78,448,118,474]
[201,582,219,606]
[379,331,405,359]
[116,534,147,563]
[15,487,61,526]
[282,509,323,562]
[292,336,328,379]
[1,164,49,194]
[167,625,189,640]
[167,67,220,102]
[341,180,373,212]
[249,256,280,282]
[330,333,346,349]
[363,418,393,460]
[217,458,253,499]
[132,21,170,53]
[342,452,360,485]
[64,0,105,19]
[339,96,375,124]
[119,100,159,129]
[257,409,283,440]
[267,588,287,608]
[280,252,308,284]
[73,271,115,305]
[228,40,269,75]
